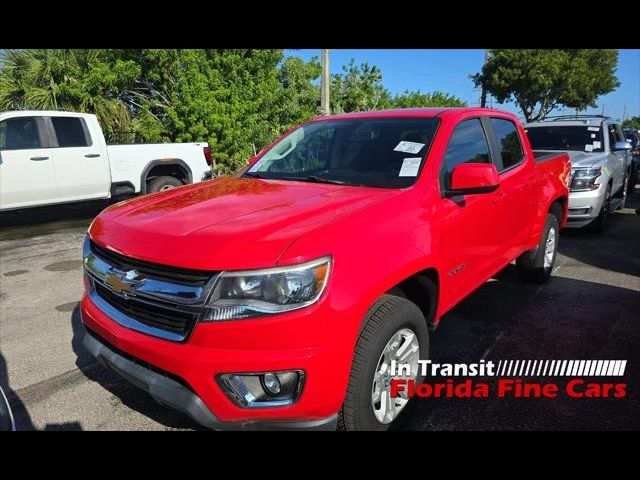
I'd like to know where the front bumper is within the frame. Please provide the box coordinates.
[82,330,337,430]
[565,187,606,228]
[80,293,350,429]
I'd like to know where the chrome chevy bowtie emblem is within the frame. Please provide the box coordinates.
[104,269,139,294]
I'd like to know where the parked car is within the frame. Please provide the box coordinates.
[80,107,570,430]
[623,127,640,186]
[525,115,632,232]
[0,111,212,211]
[0,386,15,431]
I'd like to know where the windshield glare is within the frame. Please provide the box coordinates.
[525,125,604,153]
[244,118,440,188]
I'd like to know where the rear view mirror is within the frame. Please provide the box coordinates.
[447,163,500,197]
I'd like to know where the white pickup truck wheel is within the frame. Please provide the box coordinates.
[147,176,183,193]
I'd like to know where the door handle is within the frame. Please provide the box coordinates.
[84,153,101,158]
[30,156,49,161]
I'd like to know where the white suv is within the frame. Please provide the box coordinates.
[525,115,632,232]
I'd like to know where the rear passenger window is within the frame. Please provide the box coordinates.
[0,117,43,150]
[490,118,524,171]
[442,119,490,187]
[51,117,91,147]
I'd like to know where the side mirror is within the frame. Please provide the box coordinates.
[447,163,500,197]
[613,141,632,151]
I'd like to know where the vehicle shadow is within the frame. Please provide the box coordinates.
[0,199,111,231]
[557,185,640,278]
[391,266,640,431]
[0,350,34,430]
[0,350,83,431]
[70,304,206,430]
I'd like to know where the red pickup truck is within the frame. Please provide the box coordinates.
[81,108,570,430]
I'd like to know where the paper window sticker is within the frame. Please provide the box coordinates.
[394,141,425,154]
[399,158,422,177]
[592,141,601,149]
[588,127,600,131]
[590,133,596,138]
[585,144,594,152]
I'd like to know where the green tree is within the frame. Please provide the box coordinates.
[116,49,286,174]
[391,90,467,108]
[473,49,619,122]
[277,55,322,128]
[623,116,640,130]
[0,49,140,140]
[330,59,392,113]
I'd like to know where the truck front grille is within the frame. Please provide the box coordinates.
[85,239,217,342]
[95,283,198,338]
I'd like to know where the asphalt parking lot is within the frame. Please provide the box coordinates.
[1,189,639,431]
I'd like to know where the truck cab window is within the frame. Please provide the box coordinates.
[0,117,43,150]
[51,117,91,147]
[490,118,523,171]
[442,118,490,188]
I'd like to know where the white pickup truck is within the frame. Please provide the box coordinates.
[0,111,212,211]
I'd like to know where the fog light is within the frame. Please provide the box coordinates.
[217,371,304,408]
[262,373,281,396]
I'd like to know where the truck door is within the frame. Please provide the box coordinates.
[45,115,111,202]
[0,116,59,210]
[485,117,534,263]
[437,118,504,310]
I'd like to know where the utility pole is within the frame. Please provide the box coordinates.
[480,49,488,108]
[601,104,605,116]
[321,49,330,115]
[622,105,627,123]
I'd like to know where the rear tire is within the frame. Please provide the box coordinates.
[338,294,430,431]
[516,213,559,284]
[147,176,183,193]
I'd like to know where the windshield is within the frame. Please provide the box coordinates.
[243,118,440,188]
[525,125,604,153]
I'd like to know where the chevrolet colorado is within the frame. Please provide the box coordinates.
[0,111,212,211]
[81,108,570,430]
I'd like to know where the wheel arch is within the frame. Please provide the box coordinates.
[140,159,193,194]
[370,266,441,333]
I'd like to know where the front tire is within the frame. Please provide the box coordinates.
[616,173,629,210]
[591,183,612,234]
[516,213,559,284]
[339,294,429,431]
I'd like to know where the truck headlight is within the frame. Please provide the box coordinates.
[570,167,602,192]
[203,256,331,321]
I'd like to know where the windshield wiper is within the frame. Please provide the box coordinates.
[286,175,355,186]
[243,171,264,179]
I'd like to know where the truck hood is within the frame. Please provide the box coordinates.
[563,151,608,169]
[536,150,607,169]
[89,176,396,270]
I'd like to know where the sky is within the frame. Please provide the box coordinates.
[286,49,640,122]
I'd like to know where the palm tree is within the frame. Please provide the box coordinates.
[0,49,131,140]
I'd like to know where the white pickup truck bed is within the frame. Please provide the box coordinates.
[107,142,211,193]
